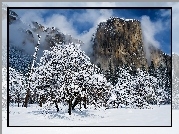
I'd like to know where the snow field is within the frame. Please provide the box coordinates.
[8,104,171,126]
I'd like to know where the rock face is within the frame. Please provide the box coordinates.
[92,17,147,70]
[92,17,171,71]
[149,46,171,72]
[24,21,84,48]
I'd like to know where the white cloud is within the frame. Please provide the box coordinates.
[19,10,46,25]
[72,9,113,28]
[13,7,170,60]
[45,14,77,36]
[141,15,163,64]
[141,16,161,48]
[160,9,171,17]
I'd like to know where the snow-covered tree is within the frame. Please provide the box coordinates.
[29,42,111,114]
[154,64,171,104]
[134,68,166,106]
[9,45,32,74]
[9,67,26,107]
[109,66,169,109]
[109,67,150,109]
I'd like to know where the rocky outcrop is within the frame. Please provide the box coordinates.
[92,17,171,72]
[92,17,147,71]
[149,46,171,72]
[26,21,84,47]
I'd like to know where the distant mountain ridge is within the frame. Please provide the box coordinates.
[9,9,84,54]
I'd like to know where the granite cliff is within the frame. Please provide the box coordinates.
[91,17,171,72]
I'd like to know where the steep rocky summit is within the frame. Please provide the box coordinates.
[92,17,171,71]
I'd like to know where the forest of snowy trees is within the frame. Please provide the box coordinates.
[9,34,171,115]
[103,60,171,106]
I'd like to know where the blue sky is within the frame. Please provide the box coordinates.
[12,8,171,55]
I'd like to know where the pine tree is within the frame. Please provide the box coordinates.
[148,61,155,77]
[109,67,151,109]
[105,59,117,86]
[113,65,120,86]
[9,67,26,107]
[155,64,171,105]
[105,60,112,82]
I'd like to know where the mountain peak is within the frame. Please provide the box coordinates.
[92,17,171,72]
[92,17,145,71]
[8,10,84,56]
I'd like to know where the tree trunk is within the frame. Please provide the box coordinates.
[39,95,43,107]
[17,94,20,107]
[54,101,59,112]
[39,100,42,107]
[68,98,72,115]
[84,96,86,109]
[24,89,30,108]
[72,95,80,110]
[79,98,81,109]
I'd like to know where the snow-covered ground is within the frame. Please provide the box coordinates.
[3,106,179,134]
[8,104,171,126]
[3,107,179,134]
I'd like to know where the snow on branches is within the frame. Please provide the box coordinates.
[108,67,168,109]
[29,42,110,113]
[9,67,27,107]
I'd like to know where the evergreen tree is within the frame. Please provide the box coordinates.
[105,59,113,84]
[155,64,171,104]
[9,67,26,107]
[148,61,155,77]
[110,67,151,109]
